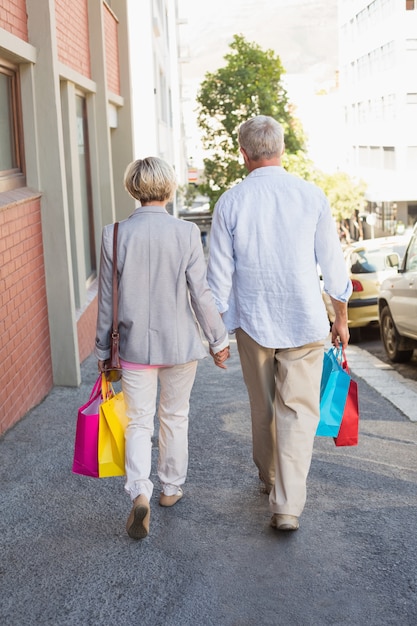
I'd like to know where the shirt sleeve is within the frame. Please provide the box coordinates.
[207,198,235,313]
[315,196,353,303]
[185,223,229,351]
[95,225,114,360]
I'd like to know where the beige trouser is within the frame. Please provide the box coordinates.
[236,328,324,516]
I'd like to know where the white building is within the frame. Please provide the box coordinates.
[127,0,188,211]
[338,0,417,236]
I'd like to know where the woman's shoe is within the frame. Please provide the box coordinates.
[159,487,183,507]
[270,514,299,531]
[126,494,150,539]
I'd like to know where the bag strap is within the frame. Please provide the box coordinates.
[111,222,119,337]
[342,347,350,374]
[101,373,115,400]
[89,375,103,400]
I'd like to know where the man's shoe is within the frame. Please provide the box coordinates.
[126,494,150,539]
[270,514,299,531]
[159,487,183,507]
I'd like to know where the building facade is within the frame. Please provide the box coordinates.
[338,0,417,237]
[0,0,185,434]
[127,0,188,205]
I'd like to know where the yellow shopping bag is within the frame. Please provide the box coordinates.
[98,377,129,477]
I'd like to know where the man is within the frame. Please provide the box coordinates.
[207,115,352,531]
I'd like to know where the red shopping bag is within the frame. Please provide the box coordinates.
[334,359,359,447]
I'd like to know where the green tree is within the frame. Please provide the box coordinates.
[317,172,367,241]
[317,172,367,222]
[177,183,198,209]
[196,34,306,208]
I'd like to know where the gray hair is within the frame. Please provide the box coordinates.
[238,116,284,161]
[124,157,177,203]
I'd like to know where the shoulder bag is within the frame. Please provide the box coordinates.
[102,222,123,382]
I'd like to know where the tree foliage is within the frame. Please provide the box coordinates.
[196,35,305,207]
[316,172,367,223]
[195,34,367,228]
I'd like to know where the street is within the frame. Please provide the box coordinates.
[354,326,417,383]
[1,341,416,625]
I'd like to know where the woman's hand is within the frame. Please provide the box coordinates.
[210,346,230,369]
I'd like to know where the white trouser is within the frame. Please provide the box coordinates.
[122,361,198,502]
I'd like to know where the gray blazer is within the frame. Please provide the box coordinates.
[95,206,228,365]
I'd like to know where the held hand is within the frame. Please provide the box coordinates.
[331,321,350,349]
[98,360,106,373]
[210,346,230,369]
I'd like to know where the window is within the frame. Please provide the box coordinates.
[0,61,25,192]
[383,93,396,120]
[76,95,96,285]
[358,146,369,167]
[404,233,417,272]
[407,146,417,169]
[383,146,396,169]
[370,146,381,167]
[406,92,417,104]
[408,205,417,228]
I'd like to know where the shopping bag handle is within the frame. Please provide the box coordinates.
[330,345,350,374]
[89,375,103,400]
[342,347,350,374]
[101,373,115,400]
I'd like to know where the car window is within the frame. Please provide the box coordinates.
[350,250,387,273]
[349,244,407,274]
[404,236,417,272]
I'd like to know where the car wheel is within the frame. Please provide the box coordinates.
[380,306,413,363]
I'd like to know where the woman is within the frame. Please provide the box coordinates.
[95,157,229,540]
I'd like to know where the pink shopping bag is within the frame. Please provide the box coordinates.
[72,376,103,477]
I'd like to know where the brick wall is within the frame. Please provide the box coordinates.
[0,196,53,435]
[104,2,120,95]
[54,0,91,78]
[0,0,28,41]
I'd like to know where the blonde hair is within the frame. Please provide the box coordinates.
[124,157,177,203]
[238,116,284,161]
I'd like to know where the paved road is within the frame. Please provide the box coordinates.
[353,326,417,382]
[1,341,416,625]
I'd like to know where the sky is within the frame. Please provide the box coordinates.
[177,0,340,169]
[178,0,338,83]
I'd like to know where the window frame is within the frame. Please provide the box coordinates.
[0,58,25,193]
[75,91,96,287]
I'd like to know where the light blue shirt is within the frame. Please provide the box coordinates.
[207,166,352,348]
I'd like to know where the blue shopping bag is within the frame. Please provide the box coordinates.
[316,347,351,437]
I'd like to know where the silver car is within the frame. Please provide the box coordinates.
[378,224,417,362]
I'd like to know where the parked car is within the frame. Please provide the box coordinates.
[322,235,411,342]
[378,224,417,362]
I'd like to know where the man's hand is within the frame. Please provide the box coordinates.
[210,346,230,369]
[329,297,350,349]
[331,320,350,349]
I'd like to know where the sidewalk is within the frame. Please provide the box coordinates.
[1,341,416,625]
[346,344,417,422]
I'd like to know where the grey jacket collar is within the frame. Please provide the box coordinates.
[130,205,169,218]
